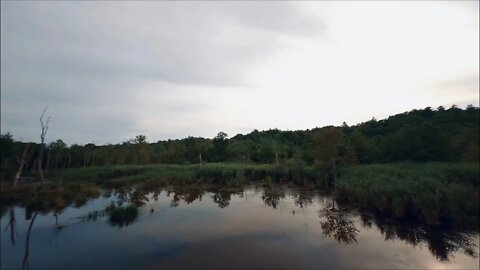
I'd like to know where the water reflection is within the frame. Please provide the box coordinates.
[319,199,359,244]
[102,184,480,261]
[2,184,478,269]
[4,208,16,245]
[293,191,314,209]
[22,213,37,270]
[166,186,204,207]
[211,190,233,208]
[261,188,285,209]
[359,212,479,262]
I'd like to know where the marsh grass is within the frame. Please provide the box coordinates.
[335,162,479,228]
[54,163,327,188]
[2,162,477,229]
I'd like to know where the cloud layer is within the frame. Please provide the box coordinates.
[1,2,477,144]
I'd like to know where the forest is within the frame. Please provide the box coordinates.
[1,105,478,179]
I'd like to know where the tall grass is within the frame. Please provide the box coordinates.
[335,162,479,228]
[4,162,478,229]
[54,163,329,188]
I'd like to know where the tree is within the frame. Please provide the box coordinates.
[349,130,375,163]
[134,135,147,144]
[83,143,96,167]
[226,140,250,163]
[213,132,228,162]
[13,144,32,186]
[312,127,344,184]
[215,132,228,141]
[0,133,15,166]
[38,108,51,185]
[135,136,151,165]
[48,139,66,170]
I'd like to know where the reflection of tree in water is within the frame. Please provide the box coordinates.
[165,185,243,209]
[4,208,16,245]
[317,198,479,261]
[319,200,358,244]
[293,190,315,209]
[360,212,479,262]
[261,189,286,209]
[5,184,477,265]
[151,188,161,202]
[167,186,205,207]
[114,188,130,205]
[111,186,150,207]
[22,212,37,270]
[3,208,38,270]
[129,189,149,207]
[211,191,232,208]
[183,188,204,204]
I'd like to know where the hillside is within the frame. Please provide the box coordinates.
[1,105,478,179]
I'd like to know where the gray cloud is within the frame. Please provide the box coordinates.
[436,74,479,93]
[1,1,324,144]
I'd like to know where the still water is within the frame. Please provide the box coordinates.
[1,185,479,269]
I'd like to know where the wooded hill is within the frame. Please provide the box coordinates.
[1,105,478,180]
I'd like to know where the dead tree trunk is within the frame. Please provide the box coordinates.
[38,107,51,186]
[13,144,31,187]
[3,208,16,245]
[22,213,38,270]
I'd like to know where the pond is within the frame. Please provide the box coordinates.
[1,185,478,269]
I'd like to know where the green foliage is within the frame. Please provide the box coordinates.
[1,106,478,176]
[335,163,479,228]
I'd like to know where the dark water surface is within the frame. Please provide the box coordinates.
[1,185,478,269]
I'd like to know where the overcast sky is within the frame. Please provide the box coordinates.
[1,1,478,145]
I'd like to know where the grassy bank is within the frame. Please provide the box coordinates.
[53,163,329,188]
[2,162,478,228]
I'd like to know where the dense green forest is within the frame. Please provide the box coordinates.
[1,105,478,181]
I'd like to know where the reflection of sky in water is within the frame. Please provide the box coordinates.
[1,187,478,270]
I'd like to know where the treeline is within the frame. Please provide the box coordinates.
[1,105,478,180]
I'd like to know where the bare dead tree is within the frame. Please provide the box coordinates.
[13,144,32,187]
[38,108,51,186]
[22,212,38,270]
[3,208,16,245]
